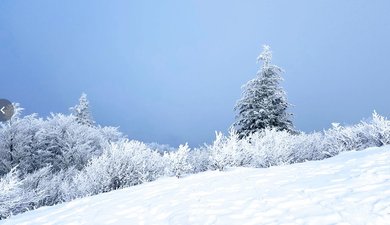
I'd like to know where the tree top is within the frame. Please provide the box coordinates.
[257,45,272,67]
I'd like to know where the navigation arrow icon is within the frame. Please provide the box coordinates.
[0,99,14,122]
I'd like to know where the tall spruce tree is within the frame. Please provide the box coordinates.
[234,45,294,138]
[70,93,95,126]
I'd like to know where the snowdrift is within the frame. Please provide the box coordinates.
[2,146,389,225]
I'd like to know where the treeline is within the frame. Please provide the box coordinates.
[1,107,390,219]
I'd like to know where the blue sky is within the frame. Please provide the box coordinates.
[1,1,390,146]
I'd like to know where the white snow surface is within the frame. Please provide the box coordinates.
[2,146,390,225]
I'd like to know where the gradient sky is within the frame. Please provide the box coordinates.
[1,1,390,147]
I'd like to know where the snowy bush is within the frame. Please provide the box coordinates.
[0,114,43,176]
[64,140,165,199]
[206,112,390,170]
[321,113,390,158]
[241,129,294,167]
[0,168,25,219]
[0,112,123,176]
[188,147,210,173]
[2,111,390,219]
[147,142,175,154]
[0,167,49,219]
[365,111,390,146]
[164,144,192,178]
[208,130,242,171]
[23,166,78,207]
[34,113,115,171]
[289,132,326,162]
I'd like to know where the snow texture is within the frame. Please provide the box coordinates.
[2,145,389,225]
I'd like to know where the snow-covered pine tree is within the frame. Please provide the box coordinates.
[70,93,95,126]
[234,45,294,138]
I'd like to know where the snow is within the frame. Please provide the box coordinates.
[2,146,390,225]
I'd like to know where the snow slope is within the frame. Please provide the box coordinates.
[2,146,390,225]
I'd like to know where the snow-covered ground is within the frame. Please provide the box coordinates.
[2,146,390,225]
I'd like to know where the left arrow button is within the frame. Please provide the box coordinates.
[0,99,14,122]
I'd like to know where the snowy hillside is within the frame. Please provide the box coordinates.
[2,146,390,225]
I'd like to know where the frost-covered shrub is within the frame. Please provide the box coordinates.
[0,166,79,219]
[2,111,390,219]
[0,168,26,219]
[207,129,296,170]
[206,112,390,170]
[365,111,390,146]
[0,113,123,176]
[23,167,78,207]
[35,114,114,172]
[164,144,192,178]
[289,132,326,163]
[0,167,48,219]
[322,122,370,156]
[98,126,124,143]
[188,147,210,173]
[241,129,294,167]
[147,142,175,154]
[65,140,165,199]
[208,130,242,171]
[321,113,390,157]
[0,114,43,176]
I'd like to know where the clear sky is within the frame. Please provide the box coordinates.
[1,1,390,147]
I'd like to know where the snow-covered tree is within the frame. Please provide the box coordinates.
[234,45,294,138]
[70,93,95,126]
